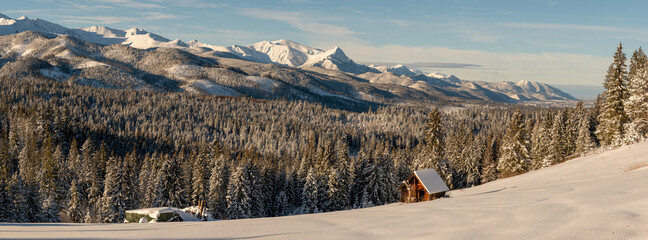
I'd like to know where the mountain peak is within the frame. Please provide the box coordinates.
[325,46,350,62]
[17,16,28,20]
[0,13,9,19]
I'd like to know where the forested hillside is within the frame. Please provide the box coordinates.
[0,43,646,223]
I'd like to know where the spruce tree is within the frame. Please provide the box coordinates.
[191,144,211,206]
[419,107,444,170]
[156,155,187,208]
[597,43,629,146]
[101,157,125,223]
[300,168,320,214]
[575,116,596,153]
[480,134,500,183]
[9,173,27,222]
[208,155,229,219]
[546,110,567,166]
[122,152,139,210]
[530,113,552,169]
[497,109,531,177]
[67,179,83,223]
[625,47,648,142]
[226,165,252,219]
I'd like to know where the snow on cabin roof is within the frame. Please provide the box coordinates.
[414,168,449,194]
[125,207,200,221]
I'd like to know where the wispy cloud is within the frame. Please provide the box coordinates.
[150,0,228,8]
[143,12,183,21]
[60,12,182,24]
[361,62,482,69]
[95,0,165,9]
[387,19,410,28]
[238,8,361,40]
[340,42,609,85]
[442,22,503,43]
[500,22,647,34]
[61,16,137,24]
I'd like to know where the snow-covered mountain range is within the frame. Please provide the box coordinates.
[0,13,577,104]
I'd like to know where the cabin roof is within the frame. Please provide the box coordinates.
[400,168,449,194]
[415,168,449,194]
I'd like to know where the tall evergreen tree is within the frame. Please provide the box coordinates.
[575,115,596,153]
[191,144,211,205]
[226,165,252,219]
[299,168,321,214]
[8,173,27,222]
[625,47,648,142]
[122,151,139,210]
[101,157,125,223]
[597,43,629,146]
[208,154,229,219]
[419,107,444,170]
[497,110,531,177]
[156,155,188,208]
[67,179,83,223]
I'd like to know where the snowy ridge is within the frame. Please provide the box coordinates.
[0,12,577,103]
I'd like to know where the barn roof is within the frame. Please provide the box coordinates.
[413,168,449,194]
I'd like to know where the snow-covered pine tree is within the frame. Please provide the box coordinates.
[41,194,60,222]
[101,157,125,223]
[53,144,68,206]
[0,180,10,222]
[8,173,27,222]
[275,189,291,216]
[497,109,531,177]
[67,179,83,223]
[331,139,351,210]
[137,154,153,208]
[24,184,44,222]
[597,43,629,147]
[480,133,500,183]
[463,134,483,187]
[360,151,393,207]
[226,165,252,219]
[530,112,552,169]
[0,136,12,222]
[575,115,596,153]
[122,151,139,210]
[625,47,648,142]
[546,110,567,166]
[247,163,266,218]
[284,171,301,209]
[299,168,320,214]
[156,155,187,208]
[191,144,211,206]
[419,107,444,170]
[208,154,229,219]
[350,149,369,208]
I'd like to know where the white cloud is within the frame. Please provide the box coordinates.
[61,16,137,24]
[499,22,647,35]
[95,0,165,9]
[238,8,362,41]
[387,19,410,28]
[339,42,609,85]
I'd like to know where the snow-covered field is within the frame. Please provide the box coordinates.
[2,141,648,239]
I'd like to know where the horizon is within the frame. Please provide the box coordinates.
[5,1,647,86]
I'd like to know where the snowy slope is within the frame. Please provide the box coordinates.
[3,141,648,239]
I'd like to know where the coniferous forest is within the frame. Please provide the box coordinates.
[0,43,647,223]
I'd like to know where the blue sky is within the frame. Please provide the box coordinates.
[4,0,648,86]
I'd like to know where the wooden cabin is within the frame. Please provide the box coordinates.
[399,168,449,203]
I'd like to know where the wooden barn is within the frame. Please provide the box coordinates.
[399,168,449,203]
